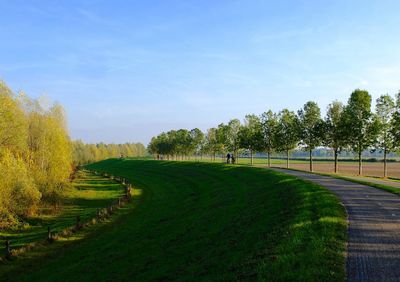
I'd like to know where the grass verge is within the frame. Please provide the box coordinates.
[271,166,400,196]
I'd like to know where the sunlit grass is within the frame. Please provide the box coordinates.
[1,159,347,281]
[0,171,125,250]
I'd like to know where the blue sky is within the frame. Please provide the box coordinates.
[1,0,400,144]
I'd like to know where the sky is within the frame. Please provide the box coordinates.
[1,0,400,145]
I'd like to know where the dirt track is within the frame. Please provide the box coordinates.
[271,168,400,282]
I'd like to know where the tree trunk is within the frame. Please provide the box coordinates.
[267,150,271,167]
[250,149,253,165]
[358,150,362,176]
[309,148,313,172]
[213,152,216,162]
[286,150,290,168]
[334,148,338,173]
[384,148,388,178]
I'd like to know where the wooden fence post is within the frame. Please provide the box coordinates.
[5,240,11,259]
[47,226,52,242]
[76,215,81,229]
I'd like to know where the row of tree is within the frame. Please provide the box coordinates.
[0,81,72,228]
[72,141,146,165]
[0,80,146,228]
[148,89,400,178]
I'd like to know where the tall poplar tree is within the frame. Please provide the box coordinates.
[239,114,263,165]
[275,109,300,168]
[342,89,380,175]
[260,110,278,167]
[375,94,395,177]
[298,101,323,172]
[324,101,345,173]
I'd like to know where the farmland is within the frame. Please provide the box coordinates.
[179,156,400,178]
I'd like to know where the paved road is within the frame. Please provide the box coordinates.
[270,168,400,282]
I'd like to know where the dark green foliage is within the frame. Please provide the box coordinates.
[239,114,264,164]
[341,89,380,175]
[298,101,324,171]
[274,109,301,168]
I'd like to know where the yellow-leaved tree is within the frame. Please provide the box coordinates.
[22,98,72,207]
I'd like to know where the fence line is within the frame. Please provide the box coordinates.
[1,169,133,262]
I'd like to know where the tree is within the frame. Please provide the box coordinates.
[298,101,323,172]
[274,109,300,168]
[225,119,242,162]
[189,128,204,159]
[260,110,278,167]
[24,100,72,206]
[375,94,396,177]
[0,151,41,228]
[324,101,345,173]
[239,114,263,165]
[205,127,223,161]
[0,83,27,154]
[342,89,380,175]
[175,129,190,159]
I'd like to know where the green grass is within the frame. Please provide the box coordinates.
[309,171,400,196]
[341,179,400,195]
[0,159,346,281]
[271,164,400,196]
[0,171,125,253]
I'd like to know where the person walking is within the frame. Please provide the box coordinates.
[226,153,231,164]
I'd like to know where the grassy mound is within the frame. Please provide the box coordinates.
[1,159,346,281]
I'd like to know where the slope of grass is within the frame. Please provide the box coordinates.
[0,171,125,252]
[1,159,346,281]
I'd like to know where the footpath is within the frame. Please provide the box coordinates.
[271,168,400,282]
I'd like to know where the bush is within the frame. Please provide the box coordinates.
[0,151,41,228]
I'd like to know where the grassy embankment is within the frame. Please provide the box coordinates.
[1,159,347,281]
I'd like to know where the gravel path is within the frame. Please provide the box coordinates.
[270,168,400,282]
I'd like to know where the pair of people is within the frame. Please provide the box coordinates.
[226,153,235,164]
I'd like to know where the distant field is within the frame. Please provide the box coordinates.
[2,159,347,281]
[177,156,398,178]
